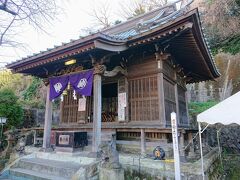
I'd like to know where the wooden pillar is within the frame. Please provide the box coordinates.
[188,132,195,157]
[179,132,185,157]
[141,129,146,155]
[33,130,37,145]
[92,65,103,152]
[42,84,53,150]
[174,84,180,125]
[188,132,193,145]
[158,73,166,126]
[156,52,166,127]
[185,90,190,126]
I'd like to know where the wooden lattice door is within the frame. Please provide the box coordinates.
[61,88,93,124]
[128,75,159,121]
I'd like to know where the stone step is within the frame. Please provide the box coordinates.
[13,158,81,178]
[9,168,69,180]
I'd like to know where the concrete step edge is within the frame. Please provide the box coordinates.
[9,168,69,180]
[19,158,80,170]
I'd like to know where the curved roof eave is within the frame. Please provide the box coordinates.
[6,34,128,70]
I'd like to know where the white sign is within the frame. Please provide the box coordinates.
[118,92,127,121]
[78,97,86,111]
[118,92,127,108]
[59,135,70,145]
[118,107,125,121]
[171,112,181,180]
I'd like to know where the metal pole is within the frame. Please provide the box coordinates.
[198,122,205,180]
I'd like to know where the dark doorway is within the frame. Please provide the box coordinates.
[102,83,118,122]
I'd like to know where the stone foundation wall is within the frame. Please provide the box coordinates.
[122,148,221,180]
[116,141,173,158]
[23,108,60,127]
[206,126,240,153]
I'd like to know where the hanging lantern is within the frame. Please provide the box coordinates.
[62,90,67,96]
[67,82,71,90]
[64,59,76,66]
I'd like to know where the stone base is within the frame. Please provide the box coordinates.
[39,147,53,152]
[87,152,98,158]
[99,167,124,180]
[188,151,196,158]
[180,155,187,162]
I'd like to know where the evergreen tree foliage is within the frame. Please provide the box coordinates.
[0,88,23,129]
[23,77,42,101]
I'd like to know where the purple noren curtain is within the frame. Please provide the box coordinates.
[49,69,94,100]
[69,69,94,96]
[49,75,69,100]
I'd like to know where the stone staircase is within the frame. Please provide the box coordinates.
[5,157,81,180]
[0,132,114,180]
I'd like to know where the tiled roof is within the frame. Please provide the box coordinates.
[6,0,220,80]
[104,0,193,40]
[7,0,193,67]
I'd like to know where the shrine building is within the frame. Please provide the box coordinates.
[6,1,220,155]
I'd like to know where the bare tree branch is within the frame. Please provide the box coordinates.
[200,0,240,44]
[0,0,17,15]
[89,1,112,29]
[0,0,59,47]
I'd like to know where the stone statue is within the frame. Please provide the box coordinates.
[16,136,26,153]
[97,134,121,169]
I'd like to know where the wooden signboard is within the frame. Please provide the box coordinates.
[118,92,126,121]
[78,97,86,111]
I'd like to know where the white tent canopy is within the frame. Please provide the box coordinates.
[197,91,240,125]
[196,91,240,180]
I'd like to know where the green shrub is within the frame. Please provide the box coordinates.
[188,101,218,119]
[23,77,42,100]
[0,88,23,129]
[213,35,240,55]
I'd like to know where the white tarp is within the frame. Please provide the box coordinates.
[197,91,240,125]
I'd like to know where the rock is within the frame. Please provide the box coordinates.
[97,134,121,169]
[99,167,124,180]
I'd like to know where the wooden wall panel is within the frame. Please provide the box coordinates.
[178,86,188,126]
[128,75,159,121]
[163,61,175,79]
[127,60,158,78]
[164,79,176,126]
[117,131,166,140]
